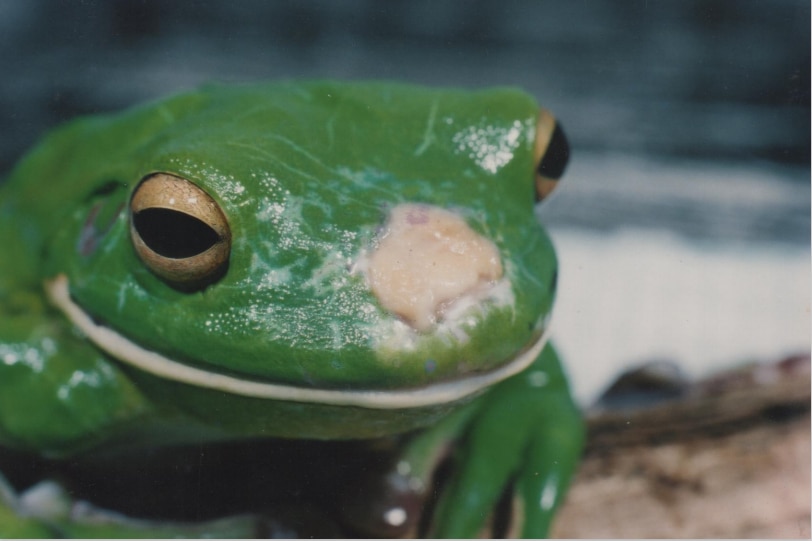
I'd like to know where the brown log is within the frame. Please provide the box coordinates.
[551,355,810,538]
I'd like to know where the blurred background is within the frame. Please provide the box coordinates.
[0,0,808,404]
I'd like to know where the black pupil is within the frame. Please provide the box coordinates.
[537,123,570,180]
[134,208,220,259]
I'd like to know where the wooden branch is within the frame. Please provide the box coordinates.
[551,355,810,538]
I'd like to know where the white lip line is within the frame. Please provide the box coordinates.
[45,274,549,409]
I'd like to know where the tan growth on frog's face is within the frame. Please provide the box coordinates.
[366,204,504,331]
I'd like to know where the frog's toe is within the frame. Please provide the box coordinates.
[427,411,527,537]
[511,406,585,537]
[430,425,581,538]
[513,440,577,537]
[0,473,56,538]
[428,452,518,537]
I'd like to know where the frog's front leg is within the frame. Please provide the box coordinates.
[402,343,583,538]
[370,346,584,538]
[338,344,583,538]
[0,298,150,458]
[0,468,292,539]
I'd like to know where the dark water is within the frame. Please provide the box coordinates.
[1,1,809,246]
[1,0,808,169]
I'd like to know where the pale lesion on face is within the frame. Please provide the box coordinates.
[362,203,505,332]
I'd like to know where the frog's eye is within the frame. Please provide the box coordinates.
[534,109,570,201]
[129,173,231,291]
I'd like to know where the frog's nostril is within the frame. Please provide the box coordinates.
[363,204,504,332]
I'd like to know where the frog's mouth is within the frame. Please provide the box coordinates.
[45,274,549,410]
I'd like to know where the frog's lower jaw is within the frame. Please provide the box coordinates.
[44,274,549,410]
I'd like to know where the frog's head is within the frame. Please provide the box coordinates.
[43,82,569,438]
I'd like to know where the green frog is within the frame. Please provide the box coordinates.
[0,81,582,538]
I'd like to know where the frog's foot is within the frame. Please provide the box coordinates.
[0,469,344,539]
[0,471,55,537]
[419,345,585,538]
[430,415,582,537]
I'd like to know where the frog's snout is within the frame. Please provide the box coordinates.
[363,203,504,332]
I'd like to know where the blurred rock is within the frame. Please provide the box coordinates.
[593,360,690,412]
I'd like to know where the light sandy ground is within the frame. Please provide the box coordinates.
[550,359,810,539]
[552,413,810,538]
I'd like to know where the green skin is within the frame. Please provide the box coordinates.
[0,81,583,537]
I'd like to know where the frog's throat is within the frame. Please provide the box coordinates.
[45,274,550,410]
